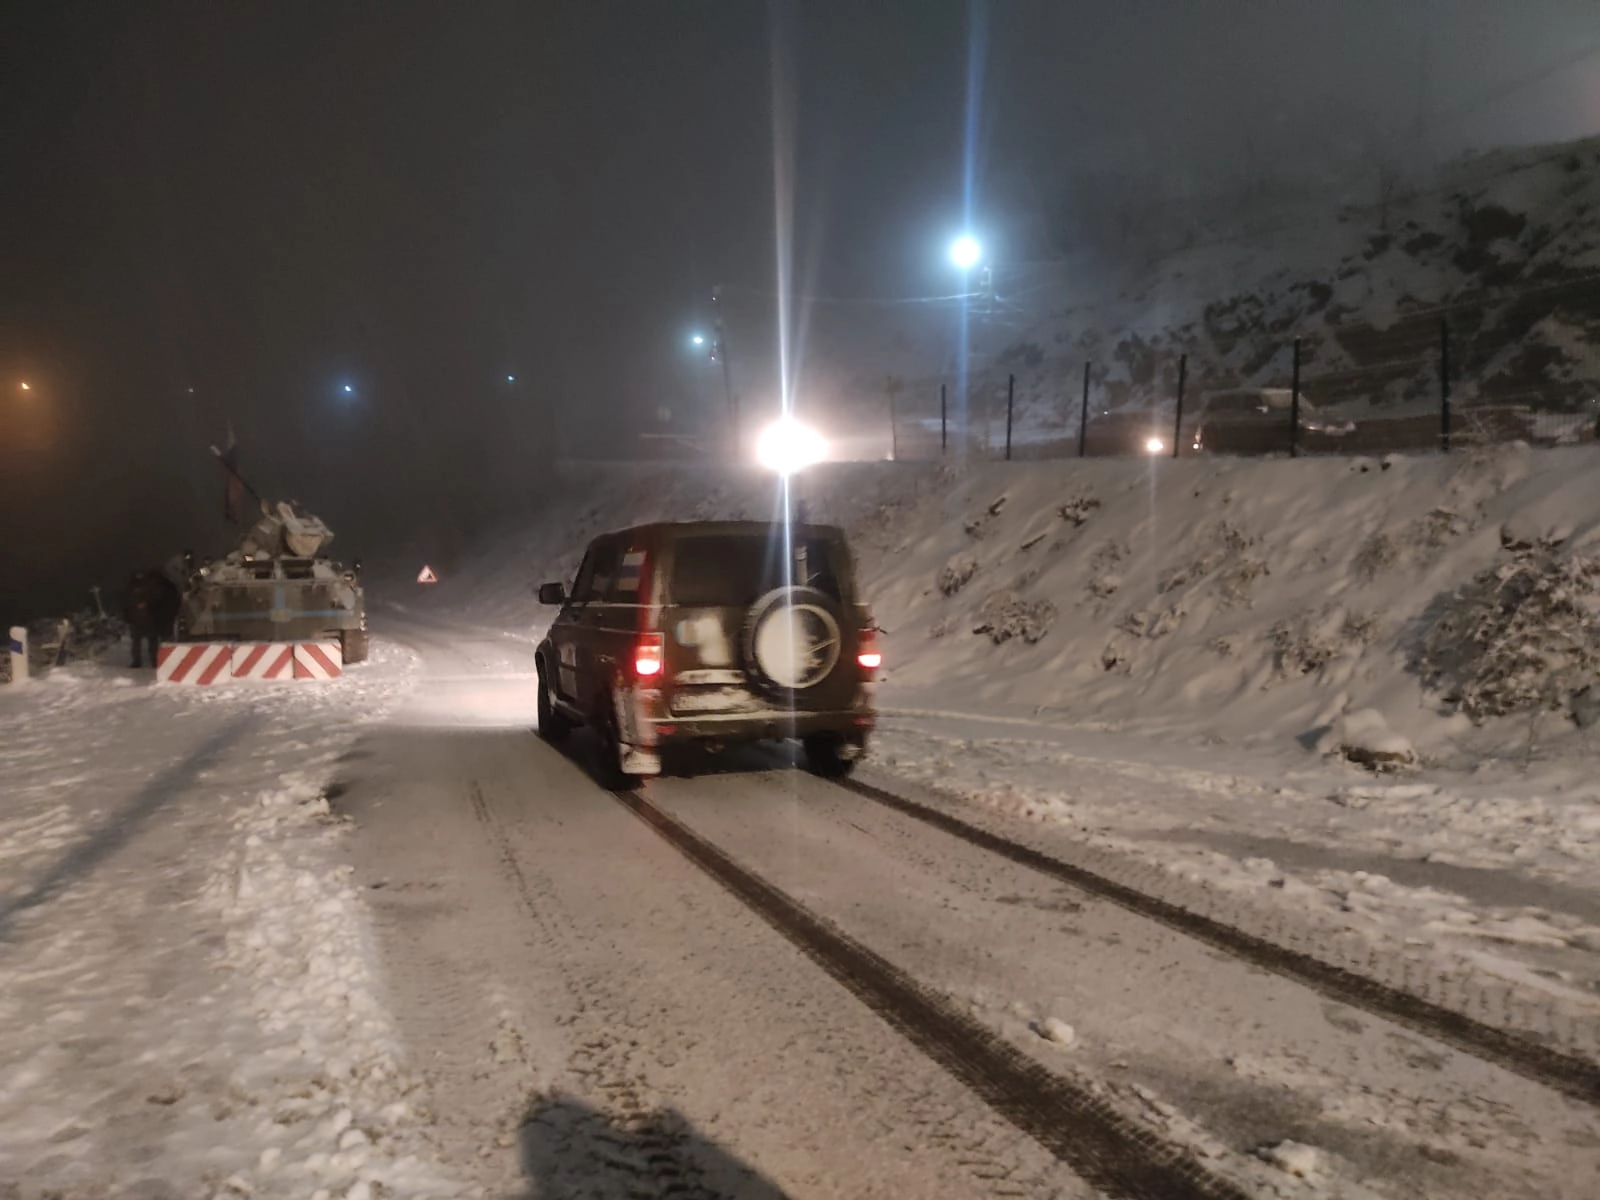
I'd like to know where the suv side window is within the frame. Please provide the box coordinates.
[570,546,600,604]
[585,540,621,603]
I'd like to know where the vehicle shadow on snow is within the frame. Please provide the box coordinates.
[515,1092,790,1200]
[0,714,256,941]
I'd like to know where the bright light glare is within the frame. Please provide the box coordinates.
[755,416,827,476]
[691,334,705,346]
[857,651,883,669]
[18,381,30,391]
[341,384,354,394]
[1145,436,1165,454]
[949,235,982,270]
[506,374,516,383]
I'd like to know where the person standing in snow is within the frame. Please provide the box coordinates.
[123,569,180,668]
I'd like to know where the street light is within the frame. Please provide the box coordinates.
[1144,436,1165,455]
[505,374,516,383]
[949,235,982,270]
[755,415,827,477]
[691,333,705,346]
[18,381,30,392]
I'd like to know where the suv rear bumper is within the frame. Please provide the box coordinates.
[649,710,875,742]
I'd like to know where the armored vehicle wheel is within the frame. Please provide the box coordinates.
[340,629,369,664]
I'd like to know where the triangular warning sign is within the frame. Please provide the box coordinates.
[417,565,438,584]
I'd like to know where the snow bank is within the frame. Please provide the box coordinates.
[0,640,462,1198]
[196,768,461,1200]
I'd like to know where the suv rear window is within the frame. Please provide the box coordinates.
[669,533,844,607]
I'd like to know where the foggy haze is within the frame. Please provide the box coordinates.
[3,0,1597,616]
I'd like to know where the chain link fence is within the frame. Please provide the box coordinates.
[891,273,1600,461]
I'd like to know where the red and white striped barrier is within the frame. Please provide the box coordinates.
[156,643,234,685]
[156,641,346,684]
[231,643,297,681]
[293,642,343,680]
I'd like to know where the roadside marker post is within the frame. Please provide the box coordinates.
[7,626,26,684]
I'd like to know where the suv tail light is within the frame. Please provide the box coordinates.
[856,629,882,672]
[635,632,664,679]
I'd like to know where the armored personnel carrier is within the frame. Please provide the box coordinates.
[177,499,368,663]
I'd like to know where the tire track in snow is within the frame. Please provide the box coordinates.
[834,775,1600,1109]
[467,780,734,1199]
[610,786,1251,1200]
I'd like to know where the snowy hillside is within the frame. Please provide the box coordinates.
[883,138,1600,451]
[421,446,1600,762]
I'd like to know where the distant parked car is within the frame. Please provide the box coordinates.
[535,521,880,785]
[1191,388,1352,454]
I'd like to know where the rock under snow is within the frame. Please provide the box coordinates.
[1571,684,1600,729]
[1255,1139,1328,1180]
[1333,708,1417,772]
[1036,1017,1077,1048]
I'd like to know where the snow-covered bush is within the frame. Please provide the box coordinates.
[1086,540,1127,603]
[963,494,1008,539]
[1353,531,1400,581]
[938,554,978,596]
[973,590,1057,645]
[1355,508,1470,581]
[1269,606,1376,676]
[1117,606,1185,640]
[0,610,128,682]
[1418,546,1600,720]
[1057,493,1101,526]
[1159,521,1268,608]
[1414,506,1470,554]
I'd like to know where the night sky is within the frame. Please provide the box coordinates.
[4,1,1597,614]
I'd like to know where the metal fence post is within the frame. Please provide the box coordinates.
[940,383,947,456]
[889,387,899,461]
[1440,318,1452,453]
[1289,337,1302,458]
[1005,373,1015,461]
[1172,353,1187,459]
[1078,361,1090,458]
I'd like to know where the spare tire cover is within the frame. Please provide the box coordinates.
[743,586,844,696]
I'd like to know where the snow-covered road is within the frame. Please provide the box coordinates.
[5,617,1600,1199]
[336,622,1600,1199]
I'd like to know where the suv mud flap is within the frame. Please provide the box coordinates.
[615,686,663,777]
[619,745,662,776]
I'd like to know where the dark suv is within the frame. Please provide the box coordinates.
[535,521,879,784]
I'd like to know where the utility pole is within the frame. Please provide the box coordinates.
[1440,318,1452,453]
[1172,354,1187,459]
[710,285,739,447]
[1078,361,1091,458]
[1289,337,1302,459]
